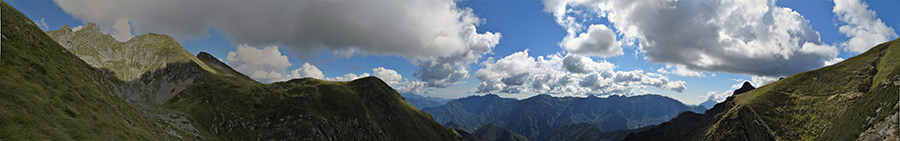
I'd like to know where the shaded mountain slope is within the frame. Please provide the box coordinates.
[0,2,173,140]
[424,94,705,140]
[458,123,530,141]
[546,123,653,141]
[624,38,900,141]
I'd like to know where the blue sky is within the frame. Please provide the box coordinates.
[11,0,899,104]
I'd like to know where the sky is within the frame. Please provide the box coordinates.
[9,0,899,105]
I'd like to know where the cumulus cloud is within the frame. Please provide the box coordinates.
[36,18,50,30]
[561,24,622,57]
[226,45,294,83]
[325,73,371,82]
[731,76,780,89]
[372,67,428,93]
[373,67,403,85]
[475,50,686,96]
[833,0,898,53]
[656,65,707,77]
[289,63,325,79]
[824,58,845,66]
[110,18,133,41]
[544,0,839,77]
[71,25,83,32]
[563,54,616,73]
[699,90,734,103]
[55,0,501,88]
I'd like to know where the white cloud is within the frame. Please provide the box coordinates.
[372,67,429,93]
[544,0,839,77]
[111,18,133,41]
[562,24,622,57]
[71,25,84,32]
[699,90,734,103]
[731,76,780,89]
[833,0,898,53]
[226,45,293,83]
[656,64,707,77]
[475,49,686,96]
[326,73,370,82]
[36,18,49,30]
[289,63,325,79]
[750,75,781,87]
[55,0,501,88]
[562,54,616,73]
[824,58,845,66]
[373,67,403,85]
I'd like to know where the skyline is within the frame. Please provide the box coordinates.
[10,0,899,104]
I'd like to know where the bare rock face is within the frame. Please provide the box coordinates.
[858,104,899,141]
[43,23,217,81]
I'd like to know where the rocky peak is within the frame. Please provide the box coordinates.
[733,81,756,95]
[80,22,101,33]
[60,24,71,32]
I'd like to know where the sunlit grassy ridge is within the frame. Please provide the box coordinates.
[625,38,900,141]
[0,1,173,140]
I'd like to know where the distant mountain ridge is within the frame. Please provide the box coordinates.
[423,93,706,140]
[699,81,755,109]
[401,93,451,109]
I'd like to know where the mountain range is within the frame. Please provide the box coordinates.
[401,93,451,110]
[423,93,706,140]
[1,2,463,140]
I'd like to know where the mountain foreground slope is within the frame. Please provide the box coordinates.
[424,93,706,140]
[2,2,464,140]
[0,2,173,140]
[624,38,900,141]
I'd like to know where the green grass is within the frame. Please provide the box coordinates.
[0,1,173,140]
[161,72,463,140]
[702,39,900,141]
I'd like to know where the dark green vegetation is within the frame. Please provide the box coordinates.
[455,123,530,141]
[624,39,900,141]
[0,1,173,140]
[423,93,706,140]
[545,123,653,141]
[401,93,451,109]
[2,2,465,140]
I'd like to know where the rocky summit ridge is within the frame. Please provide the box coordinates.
[44,23,219,81]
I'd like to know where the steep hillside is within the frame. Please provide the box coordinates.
[44,23,219,81]
[423,94,706,140]
[545,123,653,141]
[624,39,900,141]
[0,1,174,140]
[469,123,530,141]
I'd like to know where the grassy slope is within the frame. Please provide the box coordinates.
[699,39,900,140]
[0,1,172,140]
[164,70,465,140]
[624,39,899,141]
